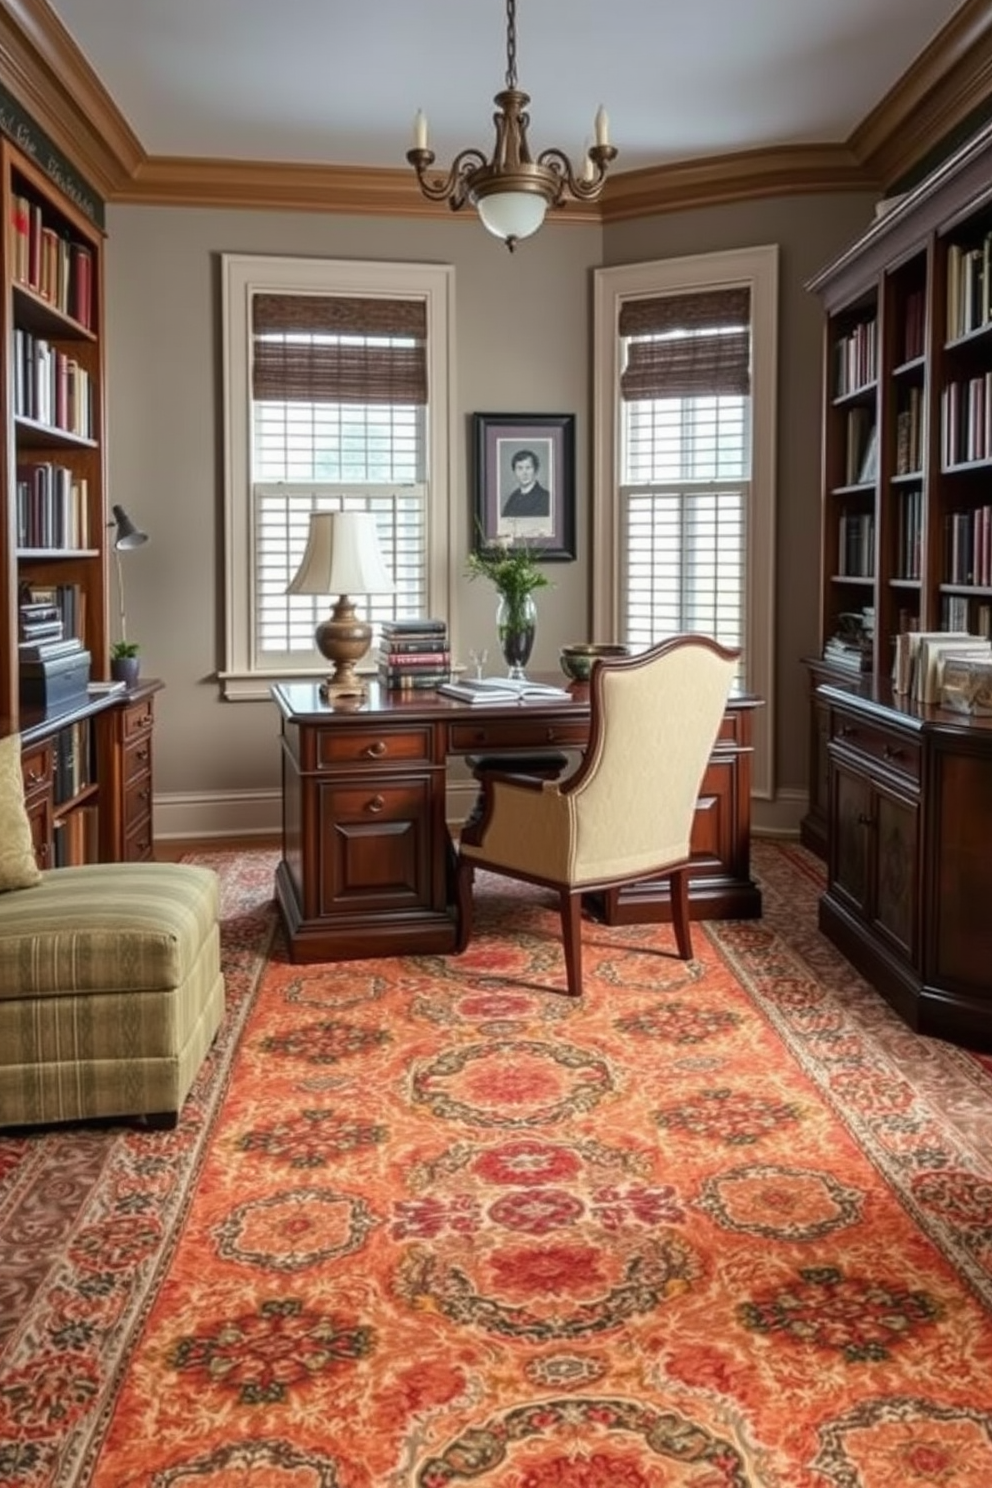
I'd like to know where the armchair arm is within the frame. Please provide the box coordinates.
[461,769,548,846]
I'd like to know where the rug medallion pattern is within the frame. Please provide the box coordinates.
[1,842,991,1486]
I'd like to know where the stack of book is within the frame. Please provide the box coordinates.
[823,607,874,673]
[18,597,91,709]
[377,618,450,691]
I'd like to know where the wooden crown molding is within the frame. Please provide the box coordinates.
[2,0,990,219]
[850,0,992,184]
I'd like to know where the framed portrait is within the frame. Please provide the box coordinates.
[472,412,576,561]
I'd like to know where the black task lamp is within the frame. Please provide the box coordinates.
[108,503,148,649]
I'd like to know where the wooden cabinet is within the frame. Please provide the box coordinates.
[820,680,992,1045]
[20,683,161,870]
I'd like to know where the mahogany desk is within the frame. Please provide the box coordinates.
[272,679,762,964]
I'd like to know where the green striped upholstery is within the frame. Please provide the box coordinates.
[0,861,224,1127]
[0,862,218,998]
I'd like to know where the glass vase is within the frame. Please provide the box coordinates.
[496,592,537,680]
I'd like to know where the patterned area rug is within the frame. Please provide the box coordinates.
[2,840,992,1487]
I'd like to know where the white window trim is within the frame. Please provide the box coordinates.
[592,245,778,798]
[220,254,456,701]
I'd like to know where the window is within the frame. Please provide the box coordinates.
[593,247,778,796]
[221,256,454,699]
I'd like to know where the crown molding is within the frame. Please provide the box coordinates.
[0,0,989,220]
[599,143,876,223]
[0,0,143,196]
[116,155,605,222]
[850,0,992,183]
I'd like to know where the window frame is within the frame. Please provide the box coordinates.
[220,254,455,700]
[592,245,778,798]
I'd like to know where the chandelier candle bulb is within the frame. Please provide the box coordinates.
[595,106,609,146]
[413,110,428,150]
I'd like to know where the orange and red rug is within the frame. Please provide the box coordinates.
[2,841,992,1486]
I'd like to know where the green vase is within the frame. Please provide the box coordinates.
[496,593,537,680]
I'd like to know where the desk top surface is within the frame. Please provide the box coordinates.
[272,677,760,725]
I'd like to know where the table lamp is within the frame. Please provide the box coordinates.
[287,511,394,699]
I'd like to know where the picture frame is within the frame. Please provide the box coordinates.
[472,412,576,561]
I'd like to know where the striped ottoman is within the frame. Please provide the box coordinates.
[0,861,225,1129]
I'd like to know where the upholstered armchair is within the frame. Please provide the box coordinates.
[455,635,739,997]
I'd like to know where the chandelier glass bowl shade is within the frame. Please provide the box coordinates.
[406,0,617,250]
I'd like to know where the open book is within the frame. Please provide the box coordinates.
[437,677,571,704]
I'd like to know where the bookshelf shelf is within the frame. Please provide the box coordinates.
[802,117,992,1044]
[0,134,159,868]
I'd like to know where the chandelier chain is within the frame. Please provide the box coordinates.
[504,0,517,91]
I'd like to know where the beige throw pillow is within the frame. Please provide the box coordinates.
[0,732,42,891]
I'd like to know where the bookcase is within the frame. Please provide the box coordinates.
[0,136,158,867]
[803,119,992,1045]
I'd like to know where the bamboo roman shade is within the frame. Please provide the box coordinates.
[619,288,751,400]
[252,294,428,405]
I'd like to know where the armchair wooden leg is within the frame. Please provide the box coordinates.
[560,889,584,997]
[455,856,475,953]
[670,866,693,959]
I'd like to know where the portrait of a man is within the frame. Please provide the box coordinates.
[501,447,551,518]
[475,414,575,559]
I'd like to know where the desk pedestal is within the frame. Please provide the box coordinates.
[273,682,761,963]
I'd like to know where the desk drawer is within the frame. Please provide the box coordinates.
[830,712,921,785]
[449,718,588,753]
[316,727,434,769]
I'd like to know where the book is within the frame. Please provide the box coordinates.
[437,677,571,704]
[939,654,992,714]
[381,618,447,635]
[914,635,992,704]
[87,679,127,696]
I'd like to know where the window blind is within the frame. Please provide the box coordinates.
[249,293,430,667]
[618,287,752,661]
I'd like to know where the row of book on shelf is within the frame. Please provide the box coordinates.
[834,317,877,398]
[10,193,94,329]
[941,374,992,467]
[13,328,93,437]
[947,235,992,342]
[893,629,992,711]
[16,462,90,549]
[837,512,875,578]
[943,505,992,586]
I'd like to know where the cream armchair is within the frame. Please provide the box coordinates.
[455,635,739,997]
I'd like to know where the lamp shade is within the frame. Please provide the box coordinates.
[475,190,548,245]
[287,511,394,597]
[111,504,148,551]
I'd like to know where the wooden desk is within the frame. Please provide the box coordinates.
[272,679,762,963]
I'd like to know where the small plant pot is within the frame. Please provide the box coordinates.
[110,656,140,687]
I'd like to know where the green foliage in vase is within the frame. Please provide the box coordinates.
[465,536,551,630]
[110,640,140,659]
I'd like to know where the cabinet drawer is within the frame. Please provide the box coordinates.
[449,718,588,753]
[315,727,433,769]
[123,735,153,785]
[122,697,154,742]
[21,740,53,800]
[122,821,154,862]
[322,780,430,824]
[830,713,920,785]
[123,772,153,832]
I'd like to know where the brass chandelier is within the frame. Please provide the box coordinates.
[406,0,617,251]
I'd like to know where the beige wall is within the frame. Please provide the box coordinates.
[103,191,875,835]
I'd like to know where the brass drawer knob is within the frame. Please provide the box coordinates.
[365,740,387,757]
[367,794,385,813]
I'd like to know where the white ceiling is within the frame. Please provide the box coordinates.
[46,0,966,176]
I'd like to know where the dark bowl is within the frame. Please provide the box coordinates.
[559,642,630,683]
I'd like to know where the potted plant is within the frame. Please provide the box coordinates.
[110,639,141,687]
[466,537,551,679]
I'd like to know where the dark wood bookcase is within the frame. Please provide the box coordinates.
[0,137,158,867]
[803,119,992,1045]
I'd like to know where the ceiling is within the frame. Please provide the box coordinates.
[43,0,967,179]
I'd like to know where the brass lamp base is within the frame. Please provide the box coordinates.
[315,597,372,700]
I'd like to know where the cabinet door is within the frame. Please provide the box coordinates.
[871,784,918,959]
[316,776,438,918]
[831,761,870,913]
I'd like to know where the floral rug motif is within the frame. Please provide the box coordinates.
[2,841,992,1487]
